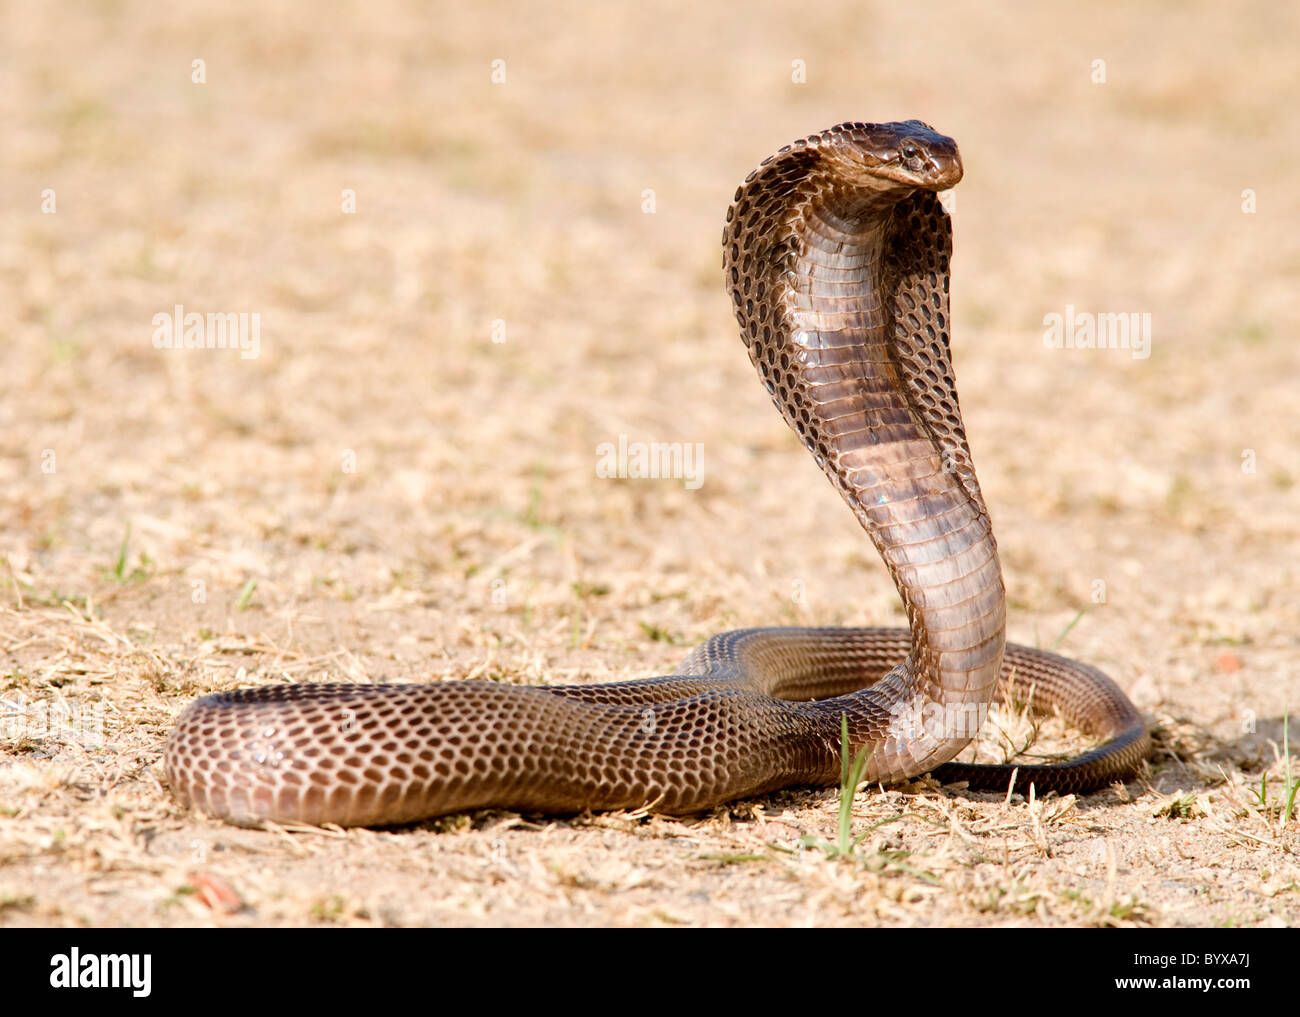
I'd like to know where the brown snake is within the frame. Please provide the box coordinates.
[165,121,1149,827]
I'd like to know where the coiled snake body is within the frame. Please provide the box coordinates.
[166,122,1149,827]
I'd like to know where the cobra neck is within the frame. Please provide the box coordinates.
[781,187,1006,711]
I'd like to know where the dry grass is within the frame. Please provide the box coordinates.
[0,0,1297,926]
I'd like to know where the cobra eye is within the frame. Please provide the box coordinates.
[901,142,921,162]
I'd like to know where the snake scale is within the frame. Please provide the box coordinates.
[166,121,1149,827]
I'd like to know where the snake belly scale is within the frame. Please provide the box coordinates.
[165,122,1150,827]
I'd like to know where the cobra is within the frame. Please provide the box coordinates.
[165,121,1149,827]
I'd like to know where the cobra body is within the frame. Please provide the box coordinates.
[165,121,1149,827]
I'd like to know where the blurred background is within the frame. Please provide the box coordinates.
[0,0,1296,922]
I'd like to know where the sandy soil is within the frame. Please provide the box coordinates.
[0,0,1297,927]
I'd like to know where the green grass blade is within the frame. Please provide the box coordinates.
[835,713,874,856]
[1051,607,1086,651]
[114,524,131,581]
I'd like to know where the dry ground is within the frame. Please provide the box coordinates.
[0,0,1297,927]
